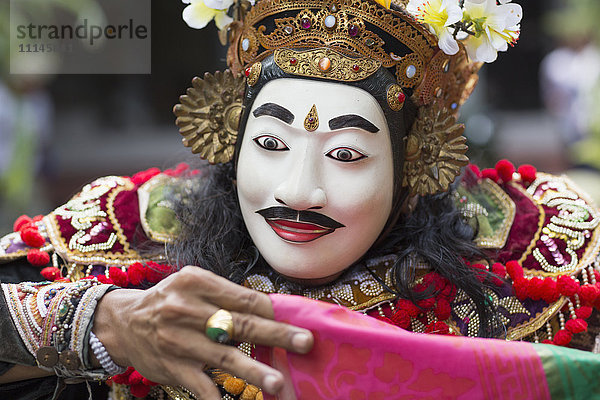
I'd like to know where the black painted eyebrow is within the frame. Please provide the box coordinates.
[328,114,380,133]
[252,103,295,125]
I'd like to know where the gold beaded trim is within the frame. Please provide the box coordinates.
[274,48,381,82]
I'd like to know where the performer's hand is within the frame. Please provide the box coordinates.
[93,266,314,399]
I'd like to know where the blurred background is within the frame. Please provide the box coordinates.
[1,0,599,232]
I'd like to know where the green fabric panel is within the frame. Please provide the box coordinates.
[534,343,600,399]
[146,184,180,236]
[456,185,504,238]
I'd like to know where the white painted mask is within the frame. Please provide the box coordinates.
[236,78,394,282]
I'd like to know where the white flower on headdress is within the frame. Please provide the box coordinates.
[182,0,234,30]
[406,0,463,56]
[461,0,522,63]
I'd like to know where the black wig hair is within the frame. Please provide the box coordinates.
[166,55,501,337]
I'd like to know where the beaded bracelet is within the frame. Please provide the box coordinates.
[89,332,126,375]
[2,279,114,380]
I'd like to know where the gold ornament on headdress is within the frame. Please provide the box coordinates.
[403,106,469,196]
[174,70,245,164]
[177,0,489,194]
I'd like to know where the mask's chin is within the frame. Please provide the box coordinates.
[276,269,346,287]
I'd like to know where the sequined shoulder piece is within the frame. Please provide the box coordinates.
[138,174,180,244]
[244,255,397,311]
[453,172,600,342]
[44,175,165,270]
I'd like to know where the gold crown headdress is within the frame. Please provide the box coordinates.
[174,0,522,195]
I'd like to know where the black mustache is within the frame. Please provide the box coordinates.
[256,206,345,229]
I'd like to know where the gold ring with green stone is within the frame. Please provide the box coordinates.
[205,309,234,344]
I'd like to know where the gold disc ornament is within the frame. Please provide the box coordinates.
[174,70,246,164]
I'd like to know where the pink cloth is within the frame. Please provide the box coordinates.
[257,294,551,400]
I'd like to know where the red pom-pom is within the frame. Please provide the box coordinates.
[131,167,161,185]
[40,266,62,280]
[21,227,45,248]
[145,262,172,283]
[565,318,588,334]
[129,383,151,398]
[435,298,452,320]
[390,310,411,329]
[576,306,593,319]
[527,277,545,300]
[541,339,554,345]
[517,164,537,185]
[27,249,51,267]
[32,215,43,222]
[97,275,114,284]
[557,275,580,297]
[417,298,435,311]
[164,163,189,177]
[505,261,523,279]
[553,329,573,346]
[128,370,144,385]
[481,168,500,183]
[395,299,421,318]
[541,277,559,303]
[491,263,506,278]
[513,278,529,300]
[127,263,147,286]
[13,215,32,232]
[467,164,482,179]
[495,159,515,183]
[109,266,129,288]
[579,284,600,305]
[425,321,450,335]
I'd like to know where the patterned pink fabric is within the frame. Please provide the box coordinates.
[258,294,551,400]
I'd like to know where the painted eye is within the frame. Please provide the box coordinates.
[253,135,289,151]
[326,147,367,162]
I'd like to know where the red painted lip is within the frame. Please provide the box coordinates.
[265,219,336,243]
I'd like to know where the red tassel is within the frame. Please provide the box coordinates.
[553,329,572,346]
[28,249,51,267]
[517,164,537,185]
[21,227,45,248]
[141,378,158,386]
[127,263,147,286]
[505,261,523,279]
[576,306,593,320]
[481,168,500,183]
[128,370,144,385]
[565,318,588,334]
[129,383,151,398]
[109,266,129,288]
[495,159,515,183]
[40,266,62,280]
[557,275,580,297]
[112,367,134,384]
[13,215,32,232]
